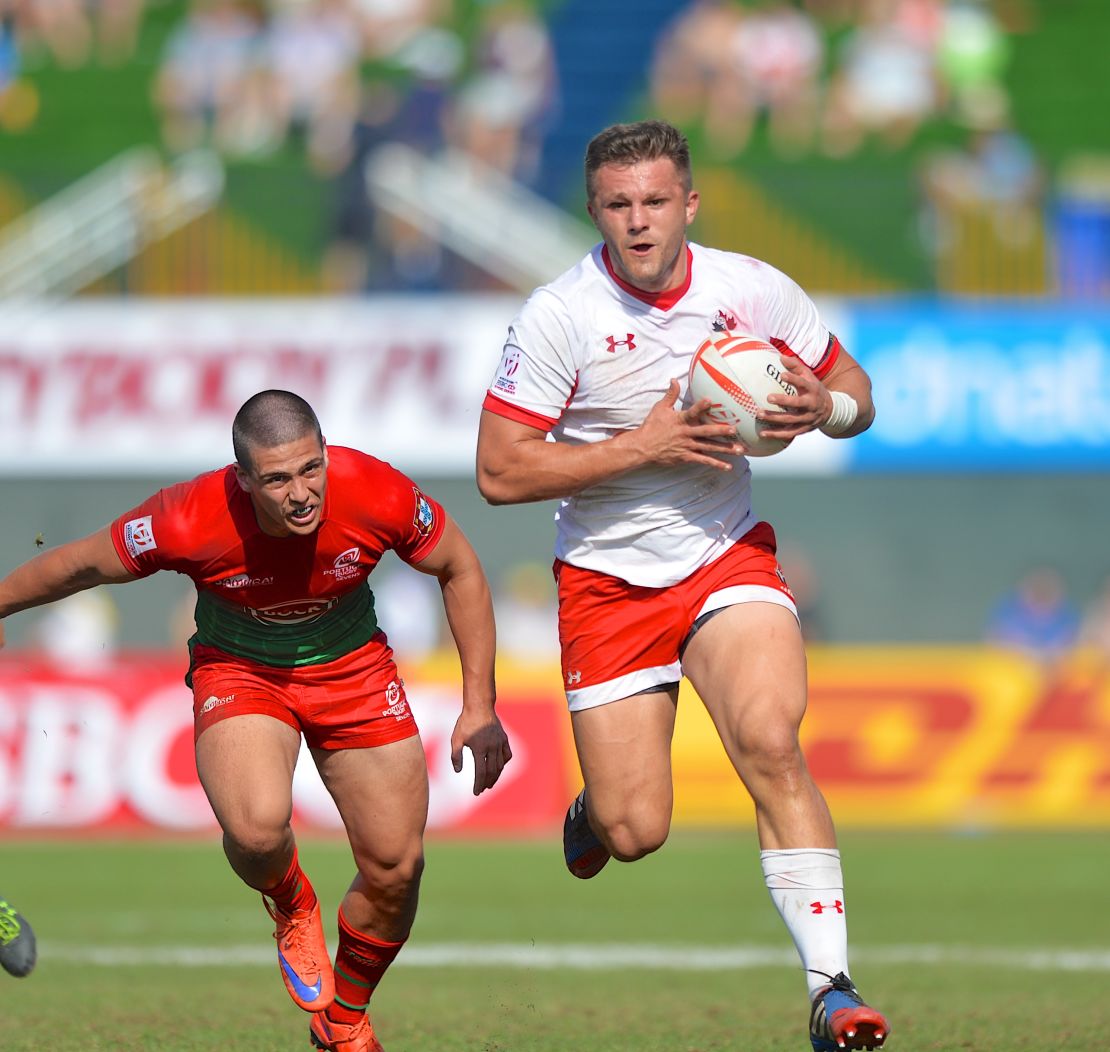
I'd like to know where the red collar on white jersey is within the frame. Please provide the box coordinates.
[601,244,693,311]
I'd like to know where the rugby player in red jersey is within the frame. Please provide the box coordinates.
[0,390,512,1052]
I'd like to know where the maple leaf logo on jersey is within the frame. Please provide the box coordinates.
[712,309,738,333]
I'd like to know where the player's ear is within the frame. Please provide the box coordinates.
[586,200,600,230]
[685,189,700,225]
[234,464,252,492]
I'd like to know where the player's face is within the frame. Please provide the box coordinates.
[587,157,699,293]
[236,434,328,537]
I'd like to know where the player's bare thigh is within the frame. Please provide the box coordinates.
[195,713,302,845]
[681,602,809,765]
[312,734,429,862]
[570,687,678,859]
[681,602,836,845]
[313,735,429,936]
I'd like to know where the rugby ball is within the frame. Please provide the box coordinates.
[688,334,795,457]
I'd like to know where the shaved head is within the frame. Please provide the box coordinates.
[232,390,323,471]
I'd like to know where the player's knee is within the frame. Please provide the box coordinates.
[601,812,670,862]
[357,845,425,899]
[738,724,808,786]
[222,822,289,865]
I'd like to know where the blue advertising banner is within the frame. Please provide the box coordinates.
[844,300,1110,471]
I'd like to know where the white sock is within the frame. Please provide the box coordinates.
[761,848,849,997]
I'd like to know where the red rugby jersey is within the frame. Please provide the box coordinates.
[110,445,445,667]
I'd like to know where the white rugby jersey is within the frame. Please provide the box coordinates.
[483,241,841,588]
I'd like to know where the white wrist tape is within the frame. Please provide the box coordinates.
[821,390,858,436]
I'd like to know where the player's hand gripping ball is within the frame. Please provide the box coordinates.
[688,333,795,457]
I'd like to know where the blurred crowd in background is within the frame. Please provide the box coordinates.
[1,0,560,290]
[1,0,1023,167]
[653,0,1020,159]
[652,0,1044,268]
[1,0,558,177]
[5,0,1099,297]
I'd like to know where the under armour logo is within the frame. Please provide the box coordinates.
[810,900,844,915]
[604,333,636,353]
[566,670,582,686]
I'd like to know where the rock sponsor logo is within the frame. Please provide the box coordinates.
[248,598,338,625]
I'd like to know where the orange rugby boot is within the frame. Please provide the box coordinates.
[264,897,335,1012]
[809,971,890,1051]
[309,1012,384,1052]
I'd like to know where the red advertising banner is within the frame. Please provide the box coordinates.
[0,653,571,835]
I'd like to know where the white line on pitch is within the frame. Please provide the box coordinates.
[38,943,1110,972]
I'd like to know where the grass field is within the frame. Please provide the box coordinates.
[4,831,1108,1051]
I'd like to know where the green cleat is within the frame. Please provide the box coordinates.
[0,897,36,978]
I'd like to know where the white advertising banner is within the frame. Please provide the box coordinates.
[0,297,521,476]
[0,296,853,477]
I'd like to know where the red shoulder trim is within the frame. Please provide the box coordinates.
[601,244,692,311]
[482,392,558,432]
[812,334,843,379]
[770,333,842,380]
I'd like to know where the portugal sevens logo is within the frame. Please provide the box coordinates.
[604,333,636,353]
[327,547,362,580]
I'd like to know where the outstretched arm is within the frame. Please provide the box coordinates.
[476,380,744,505]
[0,528,135,648]
[410,515,512,795]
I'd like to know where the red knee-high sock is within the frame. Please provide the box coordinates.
[260,846,318,915]
[327,907,406,1025]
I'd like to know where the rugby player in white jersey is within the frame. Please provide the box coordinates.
[476,120,890,1052]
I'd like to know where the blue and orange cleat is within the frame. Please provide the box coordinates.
[264,897,335,1012]
[563,788,610,879]
[0,897,36,978]
[809,971,889,1051]
[309,1012,384,1052]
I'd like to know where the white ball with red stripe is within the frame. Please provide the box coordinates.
[688,333,795,457]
